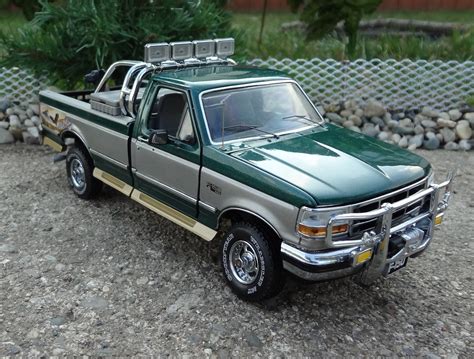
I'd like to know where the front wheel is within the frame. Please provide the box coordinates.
[220,222,284,301]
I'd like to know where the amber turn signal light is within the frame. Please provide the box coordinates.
[435,213,443,225]
[297,223,349,237]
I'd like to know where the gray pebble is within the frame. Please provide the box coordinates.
[449,109,462,121]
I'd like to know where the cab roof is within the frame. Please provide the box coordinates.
[153,64,291,91]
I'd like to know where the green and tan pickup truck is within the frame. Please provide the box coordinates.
[40,39,453,301]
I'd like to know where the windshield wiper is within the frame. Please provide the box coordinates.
[223,124,279,139]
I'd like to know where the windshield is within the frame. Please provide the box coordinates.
[201,82,323,143]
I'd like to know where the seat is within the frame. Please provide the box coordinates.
[148,93,186,135]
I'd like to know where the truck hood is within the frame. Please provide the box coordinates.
[229,124,430,206]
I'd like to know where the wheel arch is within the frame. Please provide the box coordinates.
[61,129,94,165]
[218,207,282,242]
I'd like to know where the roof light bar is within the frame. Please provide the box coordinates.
[171,41,193,61]
[143,38,235,65]
[215,38,234,57]
[144,43,170,63]
[193,40,216,59]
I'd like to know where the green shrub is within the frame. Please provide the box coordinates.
[0,0,239,88]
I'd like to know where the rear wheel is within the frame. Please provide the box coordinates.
[66,146,102,199]
[220,222,284,301]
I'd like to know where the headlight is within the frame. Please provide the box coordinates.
[296,206,350,238]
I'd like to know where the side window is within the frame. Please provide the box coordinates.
[146,88,196,144]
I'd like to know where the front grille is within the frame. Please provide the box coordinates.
[347,179,430,240]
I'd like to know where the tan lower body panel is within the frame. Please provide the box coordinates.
[43,136,65,152]
[93,168,133,196]
[131,189,217,242]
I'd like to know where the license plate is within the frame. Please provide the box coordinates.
[384,257,408,276]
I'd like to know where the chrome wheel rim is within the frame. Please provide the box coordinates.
[70,158,86,191]
[229,240,259,285]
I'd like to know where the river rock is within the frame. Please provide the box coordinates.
[459,139,472,151]
[344,99,358,111]
[24,119,35,127]
[456,120,472,140]
[0,127,15,144]
[448,109,462,121]
[421,107,439,118]
[394,126,415,135]
[340,109,352,118]
[437,118,456,128]
[348,114,362,126]
[409,134,424,148]
[399,118,413,127]
[370,116,385,126]
[31,115,41,126]
[364,100,386,118]
[325,112,344,125]
[444,142,459,150]
[423,132,440,150]
[398,136,408,148]
[343,120,354,128]
[440,128,456,143]
[438,112,450,121]
[324,103,340,113]
[464,112,474,121]
[9,115,21,128]
[0,97,9,112]
[6,107,14,116]
[391,133,401,143]
[414,125,424,135]
[362,123,380,137]
[421,119,437,128]
[354,108,364,118]
[0,121,9,129]
[387,120,398,129]
[378,131,390,141]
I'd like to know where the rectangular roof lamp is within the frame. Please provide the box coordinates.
[144,43,170,63]
[171,41,193,61]
[193,40,216,59]
[215,38,235,58]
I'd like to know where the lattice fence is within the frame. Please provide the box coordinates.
[1,59,474,109]
[246,58,474,110]
[0,67,47,104]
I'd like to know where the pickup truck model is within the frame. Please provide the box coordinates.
[40,39,453,301]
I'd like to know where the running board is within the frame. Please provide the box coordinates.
[93,168,133,196]
[131,189,217,242]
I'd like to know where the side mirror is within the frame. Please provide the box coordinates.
[149,129,168,145]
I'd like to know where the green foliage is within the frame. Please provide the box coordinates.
[0,0,238,88]
[466,95,474,107]
[12,0,41,20]
[288,0,382,57]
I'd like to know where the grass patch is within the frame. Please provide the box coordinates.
[0,10,26,34]
[233,11,474,61]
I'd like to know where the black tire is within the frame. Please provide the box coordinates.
[66,146,102,199]
[220,222,284,301]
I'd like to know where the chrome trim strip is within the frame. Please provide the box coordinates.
[134,171,197,205]
[89,148,128,170]
[198,80,325,146]
[198,201,217,213]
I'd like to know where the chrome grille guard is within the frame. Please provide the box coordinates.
[325,171,455,249]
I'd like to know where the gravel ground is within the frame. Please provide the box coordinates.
[1,144,473,357]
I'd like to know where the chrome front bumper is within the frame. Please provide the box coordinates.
[281,173,454,283]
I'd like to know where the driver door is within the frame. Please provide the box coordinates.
[131,86,200,218]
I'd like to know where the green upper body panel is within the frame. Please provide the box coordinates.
[211,123,431,206]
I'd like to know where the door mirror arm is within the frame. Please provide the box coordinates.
[148,129,168,145]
